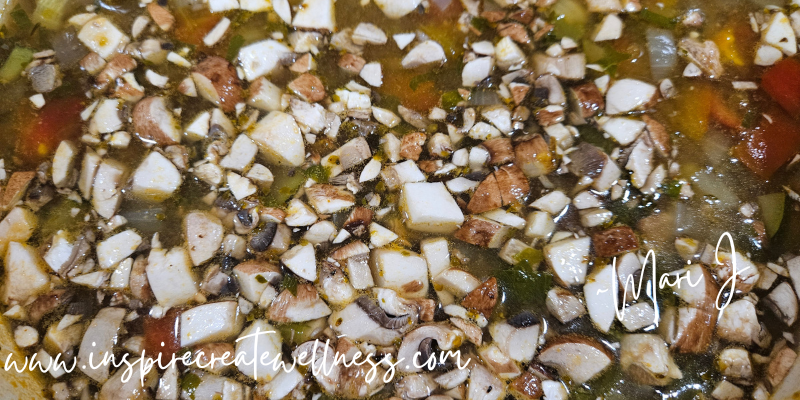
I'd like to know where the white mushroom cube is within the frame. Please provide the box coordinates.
[248,77,284,112]
[280,244,317,281]
[524,211,555,239]
[593,14,623,42]
[584,263,617,333]
[490,321,540,363]
[208,0,239,12]
[246,164,275,189]
[717,299,759,345]
[602,117,645,145]
[381,160,426,190]
[495,36,526,70]
[2,242,50,304]
[227,172,257,200]
[44,230,74,273]
[52,141,78,188]
[78,17,130,59]
[305,184,356,214]
[462,57,494,87]
[546,287,586,323]
[374,0,422,19]
[369,222,398,247]
[545,236,592,286]
[220,134,258,172]
[763,12,797,56]
[292,0,335,32]
[92,159,127,219]
[360,62,383,87]
[96,230,142,270]
[400,182,465,233]
[77,307,126,383]
[184,211,224,266]
[131,151,182,202]
[89,98,123,134]
[146,247,198,308]
[531,190,570,214]
[285,199,318,227]
[433,269,480,297]
[402,40,446,68]
[370,248,429,298]
[605,79,656,115]
[620,302,657,331]
[180,301,244,347]
[249,111,305,167]
[238,40,292,81]
[0,207,37,257]
[420,237,451,278]
[235,320,282,382]
[755,44,783,66]
[304,221,337,244]
[234,262,281,304]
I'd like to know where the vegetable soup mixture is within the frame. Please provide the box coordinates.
[1,0,799,399]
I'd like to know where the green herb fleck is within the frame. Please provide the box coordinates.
[493,263,552,313]
[303,165,330,183]
[663,179,682,198]
[513,248,543,270]
[255,274,268,284]
[441,90,462,111]
[470,17,490,32]
[282,273,299,296]
[227,35,245,61]
[638,8,676,29]
[181,372,202,400]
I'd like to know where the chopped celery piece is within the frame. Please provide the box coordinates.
[550,0,589,39]
[32,0,70,30]
[494,264,552,313]
[0,46,33,84]
[758,192,785,237]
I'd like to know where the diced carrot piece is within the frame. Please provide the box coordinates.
[173,7,222,47]
[733,106,800,178]
[762,58,800,118]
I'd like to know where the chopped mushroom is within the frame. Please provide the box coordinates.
[764,281,799,326]
[620,334,682,386]
[544,236,592,286]
[77,307,126,383]
[679,38,724,78]
[455,216,512,248]
[546,287,586,323]
[538,335,614,384]
[192,56,243,113]
[370,248,429,298]
[461,277,498,317]
[269,284,332,322]
[605,79,657,115]
[133,97,181,145]
[402,40,447,69]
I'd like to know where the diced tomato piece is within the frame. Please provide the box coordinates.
[143,308,182,362]
[173,7,222,47]
[15,97,84,166]
[733,105,800,178]
[762,58,800,118]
